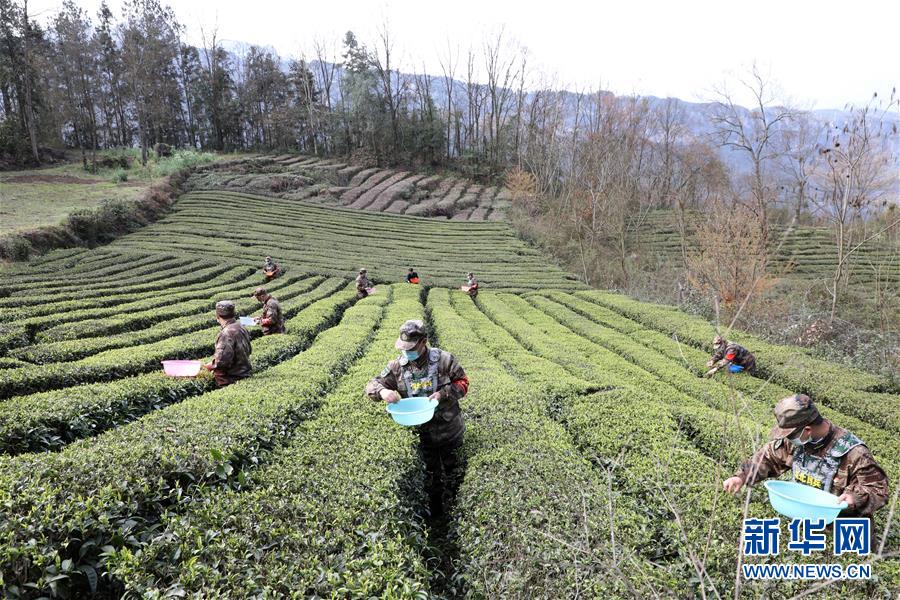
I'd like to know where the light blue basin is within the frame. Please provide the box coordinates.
[764,480,848,524]
[386,396,438,426]
[239,316,256,326]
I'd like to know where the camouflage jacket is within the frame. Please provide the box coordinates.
[365,347,469,447]
[466,276,478,297]
[210,320,252,386]
[734,425,889,517]
[260,296,285,335]
[355,274,371,295]
[263,259,278,273]
[711,341,756,371]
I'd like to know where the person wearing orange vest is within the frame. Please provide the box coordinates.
[262,256,282,281]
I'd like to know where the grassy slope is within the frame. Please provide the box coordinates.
[0,150,233,235]
[0,168,147,234]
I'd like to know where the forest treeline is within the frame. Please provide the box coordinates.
[2,0,897,370]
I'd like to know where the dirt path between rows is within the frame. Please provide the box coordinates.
[4,174,104,184]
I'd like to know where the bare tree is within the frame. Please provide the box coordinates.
[437,39,457,159]
[483,27,521,167]
[810,92,900,323]
[654,98,687,208]
[464,45,483,158]
[777,110,821,222]
[686,200,776,320]
[311,37,338,153]
[413,64,439,163]
[21,0,40,162]
[710,64,797,253]
[371,20,405,159]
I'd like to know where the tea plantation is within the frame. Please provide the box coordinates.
[0,188,896,598]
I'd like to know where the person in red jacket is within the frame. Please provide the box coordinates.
[704,335,757,377]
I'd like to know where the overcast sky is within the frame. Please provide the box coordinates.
[28,0,899,110]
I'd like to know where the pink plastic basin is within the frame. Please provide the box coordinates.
[366,287,377,295]
[162,360,202,377]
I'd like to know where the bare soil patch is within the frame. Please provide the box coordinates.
[5,174,104,184]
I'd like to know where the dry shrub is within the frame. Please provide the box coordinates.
[686,202,776,320]
[504,166,537,212]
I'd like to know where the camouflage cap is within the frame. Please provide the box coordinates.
[215,300,236,318]
[713,334,726,347]
[770,394,821,439]
[395,319,427,350]
[360,268,367,274]
[251,287,268,298]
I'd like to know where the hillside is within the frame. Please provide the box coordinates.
[0,188,896,598]
[186,154,512,221]
[638,210,900,288]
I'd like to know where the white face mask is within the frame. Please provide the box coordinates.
[789,430,825,447]
[789,432,809,447]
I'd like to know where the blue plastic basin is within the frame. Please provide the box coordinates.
[729,364,745,373]
[764,480,848,524]
[386,396,438,426]
[239,316,256,326]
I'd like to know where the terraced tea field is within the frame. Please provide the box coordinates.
[0,188,896,598]
[108,190,581,291]
[186,154,512,221]
[637,210,900,288]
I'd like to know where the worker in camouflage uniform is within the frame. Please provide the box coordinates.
[723,394,889,518]
[355,268,372,299]
[251,287,285,335]
[202,300,252,387]
[406,267,420,284]
[704,334,756,377]
[366,319,470,517]
[262,256,281,281]
[464,272,478,299]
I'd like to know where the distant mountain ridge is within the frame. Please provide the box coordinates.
[212,41,900,184]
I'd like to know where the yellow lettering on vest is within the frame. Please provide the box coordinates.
[411,381,432,393]
[796,471,823,489]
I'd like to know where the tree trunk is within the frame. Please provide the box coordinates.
[22,0,40,163]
